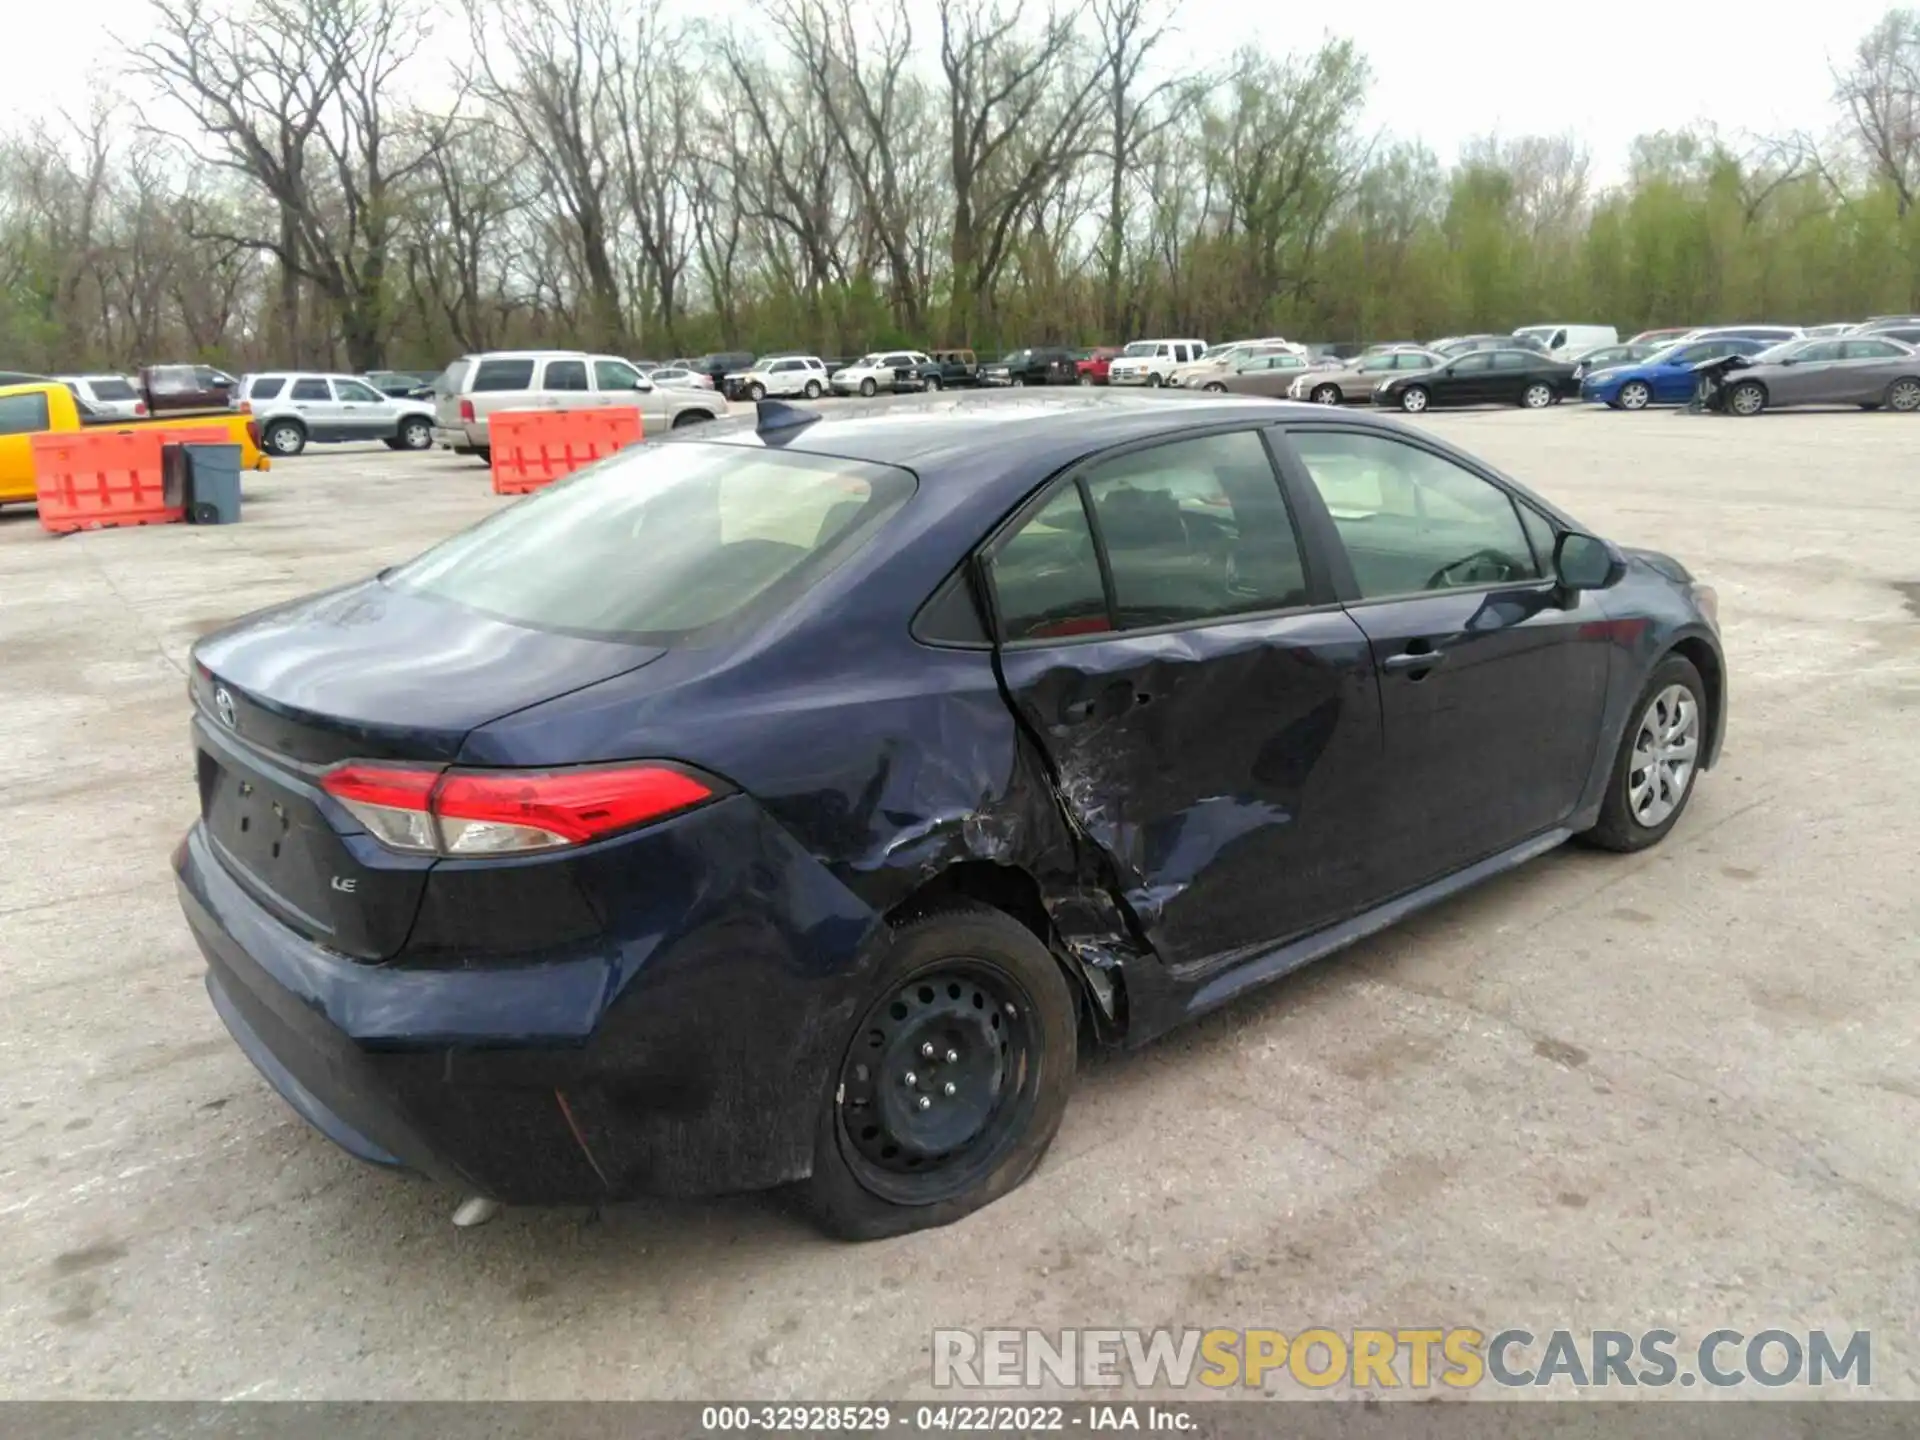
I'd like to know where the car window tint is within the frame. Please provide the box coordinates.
[1291,431,1541,599]
[289,378,330,401]
[1843,339,1902,359]
[543,359,589,391]
[1451,353,1492,374]
[391,446,913,640]
[0,391,50,435]
[1360,357,1394,373]
[472,359,535,391]
[334,379,381,402]
[1794,341,1844,363]
[1083,431,1307,629]
[595,360,641,390]
[88,377,138,400]
[1490,351,1528,370]
[991,486,1111,641]
[248,376,287,400]
[1395,353,1427,370]
[1516,503,1558,573]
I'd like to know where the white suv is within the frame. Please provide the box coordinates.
[430,351,727,460]
[240,372,437,457]
[1107,338,1210,387]
[831,351,930,397]
[724,355,830,401]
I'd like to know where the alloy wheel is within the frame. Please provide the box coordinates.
[1311,384,1341,405]
[1523,383,1552,408]
[1729,383,1766,416]
[1626,684,1700,828]
[1619,381,1651,411]
[1400,388,1428,413]
[1888,378,1920,412]
[835,961,1040,1205]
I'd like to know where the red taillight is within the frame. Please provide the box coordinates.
[320,763,715,856]
[458,398,475,422]
[134,401,148,416]
[238,399,252,414]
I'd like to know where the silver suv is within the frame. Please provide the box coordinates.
[430,351,727,459]
[239,372,437,457]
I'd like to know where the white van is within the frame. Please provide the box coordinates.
[1107,338,1210,387]
[1514,324,1618,360]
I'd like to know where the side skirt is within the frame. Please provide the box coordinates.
[1179,828,1574,1023]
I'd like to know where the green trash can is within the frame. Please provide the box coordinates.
[185,444,243,524]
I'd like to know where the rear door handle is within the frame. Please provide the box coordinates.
[1383,648,1445,672]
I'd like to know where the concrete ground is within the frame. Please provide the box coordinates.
[1,401,1915,1400]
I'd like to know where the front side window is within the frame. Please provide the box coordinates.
[595,360,642,389]
[0,392,50,435]
[543,359,589,391]
[289,378,330,401]
[390,445,915,641]
[1290,431,1541,599]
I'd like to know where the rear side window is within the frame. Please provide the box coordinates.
[289,378,330,401]
[88,377,137,401]
[472,359,535,392]
[990,487,1110,641]
[247,377,287,400]
[1082,432,1306,627]
[0,392,50,435]
[1491,352,1528,370]
[543,359,589,391]
[389,445,915,641]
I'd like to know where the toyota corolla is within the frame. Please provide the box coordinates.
[175,394,1726,1239]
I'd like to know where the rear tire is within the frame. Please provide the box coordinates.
[262,419,306,457]
[1521,382,1553,409]
[670,410,712,429]
[398,417,433,450]
[472,446,490,465]
[806,905,1076,1241]
[1579,655,1708,853]
[1885,377,1920,412]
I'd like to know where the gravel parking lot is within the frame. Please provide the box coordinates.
[2,400,1916,1399]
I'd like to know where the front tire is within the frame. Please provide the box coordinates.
[859,377,877,398]
[804,379,822,399]
[1010,376,1026,387]
[806,905,1076,1240]
[1311,383,1342,405]
[1580,655,1707,852]
[1617,381,1652,411]
[1077,373,1093,386]
[1147,373,1164,388]
[262,419,306,457]
[747,382,767,401]
[1885,377,1920,412]
[1399,386,1429,413]
[1727,381,1767,416]
[926,375,942,392]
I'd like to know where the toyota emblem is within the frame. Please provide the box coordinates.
[214,686,237,729]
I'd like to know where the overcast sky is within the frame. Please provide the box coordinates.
[16,0,1892,183]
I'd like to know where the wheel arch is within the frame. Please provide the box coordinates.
[1665,633,1726,768]
[884,860,1124,1045]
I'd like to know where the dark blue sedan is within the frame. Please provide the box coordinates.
[1580,337,1774,409]
[174,394,1727,1238]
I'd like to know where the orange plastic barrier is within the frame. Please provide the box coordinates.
[490,407,643,495]
[31,430,180,534]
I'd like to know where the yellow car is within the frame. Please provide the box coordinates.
[0,380,270,507]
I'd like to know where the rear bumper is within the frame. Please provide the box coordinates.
[173,798,880,1203]
[431,424,481,451]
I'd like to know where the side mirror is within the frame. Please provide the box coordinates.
[1555,531,1625,591]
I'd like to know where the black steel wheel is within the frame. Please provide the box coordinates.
[808,905,1076,1239]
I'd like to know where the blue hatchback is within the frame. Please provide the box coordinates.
[1580,338,1774,409]
[174,393,1727,1238]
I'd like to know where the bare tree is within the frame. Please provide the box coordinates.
[938,0,1104,341]
[1834,10,1920,216]
[135,0,448,369]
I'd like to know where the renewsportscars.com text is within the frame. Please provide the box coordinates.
[932,1327,1871,1391]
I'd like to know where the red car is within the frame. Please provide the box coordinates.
[1075,346,1122,385]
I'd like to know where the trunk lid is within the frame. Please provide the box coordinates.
[191,579,665,958]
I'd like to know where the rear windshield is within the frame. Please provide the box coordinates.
[432,360,470,395]
[88,377,138,400]
[387,443,917,642]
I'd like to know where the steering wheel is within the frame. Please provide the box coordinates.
[1425,548,1519,589]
